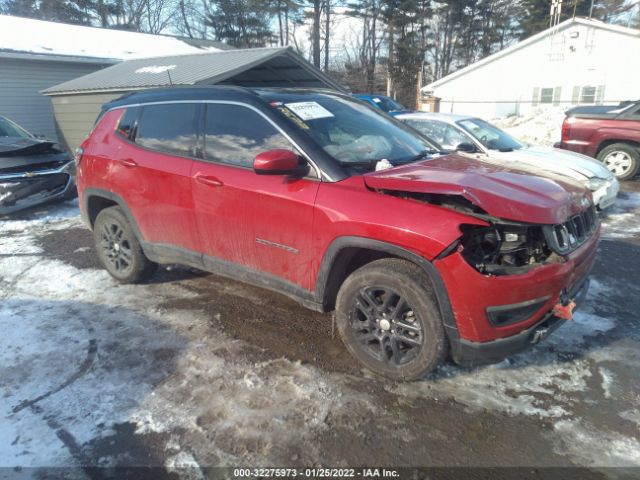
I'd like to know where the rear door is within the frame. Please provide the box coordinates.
[191,102,319,290]
[111,103,201,252]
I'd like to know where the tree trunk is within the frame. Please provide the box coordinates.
[277,1,284,46]
[313,0,321,67]
[386,20,394,96]
[324,0,330,71]
[285,6,289,45]
[179,0,194,38]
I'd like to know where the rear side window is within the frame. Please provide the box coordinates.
[136,103,200,157]
[116,107,140,139]
[204,104,292,167]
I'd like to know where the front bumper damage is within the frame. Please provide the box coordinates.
[435,220,600,367]
[0,160,76,215]
[449,275,590,367]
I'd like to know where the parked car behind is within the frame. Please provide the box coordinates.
[354,94,410,116]
[398,112,619,210]
[77,87,598,381]
[0,115,75,215]
[556,100,640,180]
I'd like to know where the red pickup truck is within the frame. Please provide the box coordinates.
[557,101,640,180]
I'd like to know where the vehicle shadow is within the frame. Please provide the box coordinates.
[1,298,193,477]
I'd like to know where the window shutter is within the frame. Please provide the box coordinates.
[553,86,562,106]
[596,85,605,105]
[571,86,580,105]
[532,87,540,107]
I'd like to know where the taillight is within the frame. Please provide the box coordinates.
[74,146,85,166]
[561,117,572,141]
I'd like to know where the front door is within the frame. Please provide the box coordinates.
[191,102,319,290]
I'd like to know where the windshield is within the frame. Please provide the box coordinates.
[403,118,472,151]
[457,118,523,151]
[371,96,404,112]
[0,116,32,138]
[268,94,439,170]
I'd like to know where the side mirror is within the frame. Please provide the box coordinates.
[254,149,307,176]
[455,142,477,153]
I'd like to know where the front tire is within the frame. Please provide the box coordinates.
[93,206,157,283]
[597,143,639,180]
[335,258,448,381]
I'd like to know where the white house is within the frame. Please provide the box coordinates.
[421,17,640,118]
[0,15,223,141]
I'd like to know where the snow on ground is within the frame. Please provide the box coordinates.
[492,107,567,147]
[0,202,374,471]
[600,190,640,238]
[389,262,640,468]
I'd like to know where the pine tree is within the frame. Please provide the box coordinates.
[205,0,275,47]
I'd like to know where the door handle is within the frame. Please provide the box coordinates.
[117,158,138,168]
[195,173,224,187]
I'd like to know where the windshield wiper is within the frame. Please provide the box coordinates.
[338,159,379,169]
[402,149,441,164]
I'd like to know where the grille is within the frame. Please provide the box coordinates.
[543,206,597,255]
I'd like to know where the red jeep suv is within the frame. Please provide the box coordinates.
[77,87,599,380]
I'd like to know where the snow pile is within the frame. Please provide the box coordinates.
[492,107,567,147]
[601,191,640,238]
[0,15,218,60]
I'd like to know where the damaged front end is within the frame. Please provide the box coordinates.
[457,222,553,276]
[0,141,75,215]
[455,204,598,276]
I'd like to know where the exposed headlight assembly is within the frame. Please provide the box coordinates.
[458,223,551,275]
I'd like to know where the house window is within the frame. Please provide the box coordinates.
[580,86,597,104]
[540,88,554,104]
[532,86,562,106]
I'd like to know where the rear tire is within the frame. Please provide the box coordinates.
[335,258,448,381]
[597,143,639,180]
[93,206,157,283]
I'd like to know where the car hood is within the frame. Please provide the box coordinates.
[0,137,69,173]
[0,137,59,156]
[363,154,591,225]
[489,146,613,181]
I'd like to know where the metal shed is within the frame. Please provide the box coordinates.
[43,47,346,151]
[0,14,222,144]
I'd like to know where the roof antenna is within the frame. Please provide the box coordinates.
[166,68,174,86]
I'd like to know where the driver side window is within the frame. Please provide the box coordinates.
[204,104,294,168]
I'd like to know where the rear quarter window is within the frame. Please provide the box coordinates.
[115,107,140,139]
[135,103,201,157]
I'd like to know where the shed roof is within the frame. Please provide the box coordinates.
[422,17,640,91]
[43,46,346,95]
[0,14,222,62]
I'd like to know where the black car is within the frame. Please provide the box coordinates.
[0,116,76,215]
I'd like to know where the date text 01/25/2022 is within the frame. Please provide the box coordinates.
[233,468,399,477]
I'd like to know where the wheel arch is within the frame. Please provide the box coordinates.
[315,236,459,338]
[596,139,640,157]
[84,188,144,242]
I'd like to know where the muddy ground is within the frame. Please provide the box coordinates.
[1,182,640,479]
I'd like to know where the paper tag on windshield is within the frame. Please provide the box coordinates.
[285,102,334,121]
